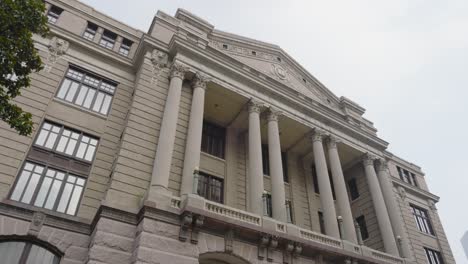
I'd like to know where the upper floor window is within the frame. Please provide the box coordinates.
[99,30,117,50]
[201,121,226,159]
[0,240,60,264]
[83,22,98,41]
[286,200,293,223]
[56,67,117,115]
[397,166,418,187]
[411,205,434,235]
[356,215,369,240]
[197,172,223,204]
[425,248,444,264]
[262,144,289,182]
[47,5,63,24]
[119,39,132,56]
[348,178,359,200]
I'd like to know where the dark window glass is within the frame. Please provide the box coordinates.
[348,178,359,200]
[264,193,272,217]
[222,44,228,49]
[356,215,369,240]
[197,172,223,203]
[99,30,117,49]
[286,200,293,223]
[119,39,132,56]
[56,67,117,115]
[262,144,288,182]
[0,241,60,264]
[47,5,63,24]
[425,248,444,264]
[201,121,226,159]
[412,205,434,235]
[318,211,325,234]
[397,166,418,187]
[83,22,98,41]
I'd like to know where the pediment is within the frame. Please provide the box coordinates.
[209,32,341,112]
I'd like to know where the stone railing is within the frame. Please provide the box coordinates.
[299,228,342,249]
[365,247,404,264]
[204,200,261,226]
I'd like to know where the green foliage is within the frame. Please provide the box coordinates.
[0,0,49,136]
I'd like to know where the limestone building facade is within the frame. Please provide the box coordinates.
[0,1,455,263]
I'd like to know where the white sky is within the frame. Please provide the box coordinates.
[80,0,468,262]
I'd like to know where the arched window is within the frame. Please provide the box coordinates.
[0,238,60,264]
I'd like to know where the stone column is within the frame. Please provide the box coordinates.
[362,154,399,255]
[326,136,357,243]
[247,100,264,215]
[180,73,208,196]
[267,109,287,222]
[310,129,340,238]
[377,159,412,258]
[149,63,187,197]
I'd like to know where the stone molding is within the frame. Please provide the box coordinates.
[192,72,210,90]
[266,107,281,122]
[150,49,168,84]
[362,153,376,167]
[309,128,326,143]
[326,135,339,149]
[170,62,188,79]
[376,159,390,172]
[248,99,263,114]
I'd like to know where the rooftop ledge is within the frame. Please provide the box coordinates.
[151,194,412,264]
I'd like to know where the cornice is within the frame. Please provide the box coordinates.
[168,34,389,152]
[392,179,439,202]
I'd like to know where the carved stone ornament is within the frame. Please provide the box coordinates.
[150,49,168,84]
[28,212,46,237]
[258,234,269,260]
[267,108,281,122]
[44,36,69,72]
[362,153,376,167]
[428,200,437,211]
[326,135,339,149]
[178,212,193,242]
[248,99,263,114]
[376,159,389,172]
[170,62,188,80]
[309,128,325,143]
[398,186,407,201]
[271,63,289,81]
[192,72,210,90]
[190,215,204,244]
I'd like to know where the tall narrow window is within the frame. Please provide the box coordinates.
[262,144,288,182]
[264,193,272,217]
[83,22,98,41]
[286,200,293,223]
[318,211,325,234]
[411,205,434,235]
[311,166,336,198]
[47,5,63,24]
[356,215,369,240]
[197,172,224,203]
[201,121,226,159]
[99,30,117,50]
[425,248,444,264]
[119,39,132,56]
[348,178,359,200]
[56,67,117,115]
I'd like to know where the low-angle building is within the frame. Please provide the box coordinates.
[0,0,455,263]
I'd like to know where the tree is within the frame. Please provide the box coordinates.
[0,0,48,136]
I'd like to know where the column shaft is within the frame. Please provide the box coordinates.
[150,64,186,196]
[311,130,340,238]
[267,110,287,222]
[377,160,412,258]
[363,155,399,255]
[180,73,207,195]
[326,137,357,243]
[248,101,264,215]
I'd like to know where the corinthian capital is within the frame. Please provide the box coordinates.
[362,153,376,167]
[326,135,340,149]
[248,99,263,114]
[170,63,188,79]
[376,159,389,172]
[267,107,281,122]
[309,128,326,143]
[192,72,209,90]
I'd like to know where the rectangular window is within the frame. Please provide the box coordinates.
[318,211,325,234]
[119,39,132,56]
[197,172,224,203]
[262,145,288,182]
[286,200,293,223]
[10,162,85,216]
[264,193,272,217]
[201,121,226,159]
[411,205,434,235]
[35,121,98,162]
[47,5,63,24]
[348,178,359,200]
[397,166,418,187]
[56,67,117,115]
[356,215,369,240]
[83,22,98,41]
[99,30,117,50]
[425,248,444,264]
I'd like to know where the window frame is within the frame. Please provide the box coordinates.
[83,22,98,41]
[285,200,294,223]
[47,5,63,24]
[424,247,444,264]
[356,215,369,240]
[411,204,435,235]
[9,161,86,216]
[55,66,117,116]
[0,236,62,264]
[99,30,117,50]
[348,178,360,200]
[196,172,224,204]
[397,166,418,187]
[119,38,132,56]
[318,211,325,234]
[201,121,226,159]
[264,192,273,217]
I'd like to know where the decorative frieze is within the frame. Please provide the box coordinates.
[45,36,69,72]
[28,211,46,237]
[170,62,188,79]
[150,49,168,84]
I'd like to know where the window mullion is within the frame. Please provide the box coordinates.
[52,126,65,151]
[52,172,68,212]
[18,242,32,264]
[29,165,48,206]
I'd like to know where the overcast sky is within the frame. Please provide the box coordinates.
[80,0,468,262]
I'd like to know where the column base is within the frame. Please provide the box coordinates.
[142,186,174,211]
